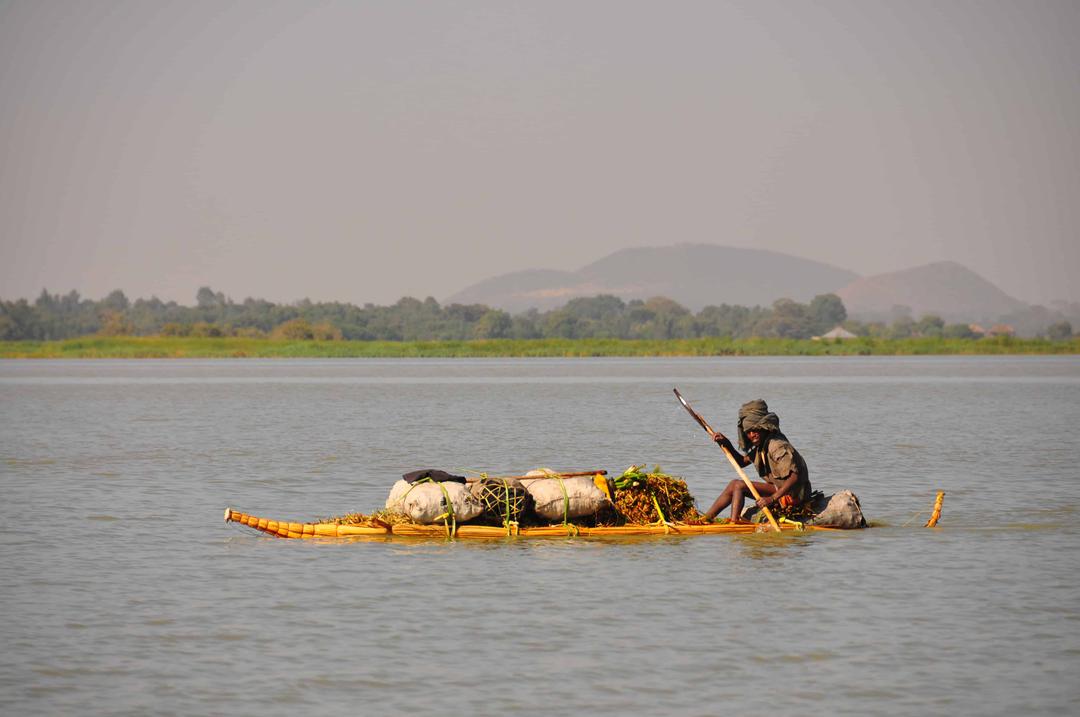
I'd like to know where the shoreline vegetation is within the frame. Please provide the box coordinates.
[2,335,1077,359]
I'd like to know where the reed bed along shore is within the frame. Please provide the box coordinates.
[1,335,1078,358]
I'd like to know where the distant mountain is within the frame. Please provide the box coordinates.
[446,244,860,313]
[835,261,1028,323]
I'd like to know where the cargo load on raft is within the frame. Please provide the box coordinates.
[223,465,907,540]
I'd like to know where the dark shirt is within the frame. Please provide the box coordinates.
[748,435,811,504]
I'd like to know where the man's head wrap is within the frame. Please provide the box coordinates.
[737,399,780,451]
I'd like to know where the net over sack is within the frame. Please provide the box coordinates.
[384,479,483,524]
[521,475,609,522]
[470,477,531,524]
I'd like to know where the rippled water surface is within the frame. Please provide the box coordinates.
[2,357,1078,716]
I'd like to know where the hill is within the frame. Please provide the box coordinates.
[446,244,860,313]
[835,261,1028,323]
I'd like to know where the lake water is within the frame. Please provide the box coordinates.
[1,356,1078,716]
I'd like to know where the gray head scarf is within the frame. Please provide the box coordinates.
[737,399,780,452]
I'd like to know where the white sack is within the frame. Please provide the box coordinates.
[522,476,609,521]
[386,480,483,524]
[807,490,867,529]
[385,479,412,511]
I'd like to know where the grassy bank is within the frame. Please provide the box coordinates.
[1,335,1078,358]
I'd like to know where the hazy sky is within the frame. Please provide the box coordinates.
[2,0,1077,307]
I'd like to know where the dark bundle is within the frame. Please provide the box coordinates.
[471,477,532,525]
[606,467,703,525]
[742,495,816,524]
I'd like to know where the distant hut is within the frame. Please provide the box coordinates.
[815,326,858,340]
[986,324,1015,337]
[968,323,986,337]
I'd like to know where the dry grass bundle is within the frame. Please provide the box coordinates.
[602,470,703,526]
[314,509,414,527]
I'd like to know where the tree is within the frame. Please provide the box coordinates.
[98,309,134,336]
[915,314,945,337]
[311,322,343,341]
[190,322,223,337]
[473,310,512,339]
[196,287,228,310]
[543,310,581,339]
[510,310,542,339]
[0,313,17,340]
[272,318,315,340]
[562,295,626,321]
[943,323,977,339]
[102,289,130,312]
[808,294,847,334]
[35,289,57,310]
[697,304,759,338]
[754,298,814,339]
[1047,321,1073,340]
[887,317,915,339]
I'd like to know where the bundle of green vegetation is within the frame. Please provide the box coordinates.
[599,465,703,526]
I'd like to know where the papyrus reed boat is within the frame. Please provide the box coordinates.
[223,507,835,538]
[224,498,944,541]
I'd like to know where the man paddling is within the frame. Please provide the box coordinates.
[699,399,811,523]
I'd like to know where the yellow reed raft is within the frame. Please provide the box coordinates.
[224,507,834,540]
[224,493,941,540]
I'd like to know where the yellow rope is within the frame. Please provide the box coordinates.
[502,481,516,535]
[901,511,926,528]
[556,476,570,529]
[650,493,672,533]
[778,516,804,531]
[425,479,456,539]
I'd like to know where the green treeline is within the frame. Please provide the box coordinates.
[0,286,1074,344]
[3,335,1078,359]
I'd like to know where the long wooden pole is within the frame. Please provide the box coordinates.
[673,388,782,532]
[465,470,606,483]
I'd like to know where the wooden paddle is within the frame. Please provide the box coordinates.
[673,388,782,532]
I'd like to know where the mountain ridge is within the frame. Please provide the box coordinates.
[835,261,1028,323]
[446,244,860,313]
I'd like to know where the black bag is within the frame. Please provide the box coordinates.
[401,469,467,484]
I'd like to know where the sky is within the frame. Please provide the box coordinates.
[1,0,1078,307]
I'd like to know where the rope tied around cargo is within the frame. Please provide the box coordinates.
[554,476,579,537]
[418,477,456,538]
[538,471,577,536]
[496,479,519,536]
[778,516,804,531]
[389,480,420,511]
[531,467,575,536]
[557,476,570,528]
[650,492,672,534]
[502,480,513,530]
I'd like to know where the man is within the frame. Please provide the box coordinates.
[699,399,811,523]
